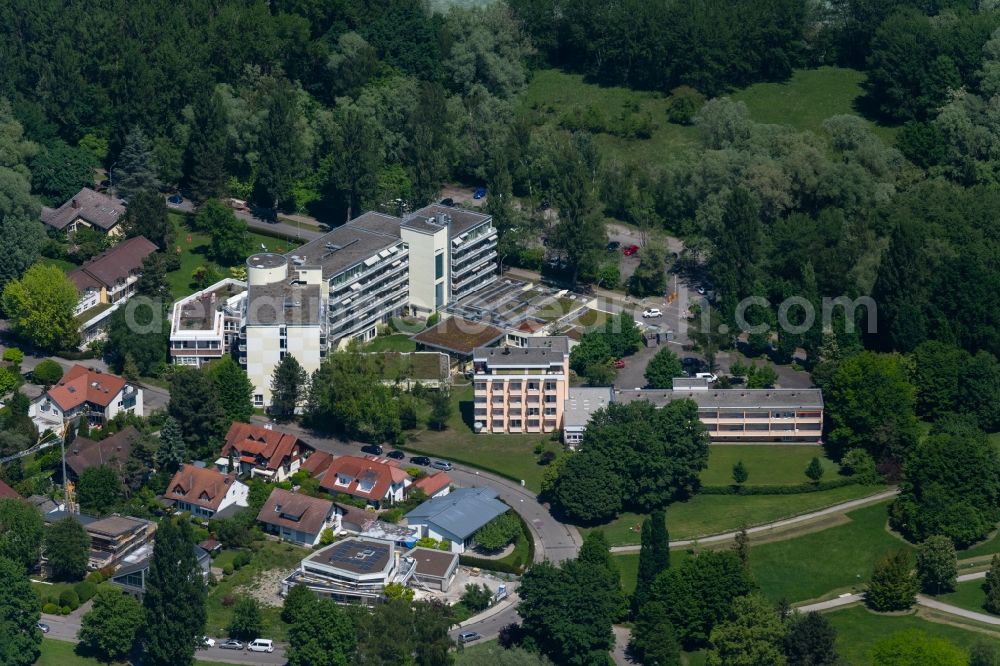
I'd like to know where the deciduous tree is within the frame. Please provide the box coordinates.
[77,465,123,516]
[209,356,254,424]
[706,594,787,666]
[2,264,80,352]
[644,347,684,389]
[287,597,355,666]
[473,512,520,552]
[915,535,957,595]
[0,555,41,666]
[44,516,90,580]
[0,499,43,571]
[628,600,681,666]
[0,215,46,291]
[168,367,226,460]
[871,630,966,666]
[79,588,144,661]
[227,595,261,642]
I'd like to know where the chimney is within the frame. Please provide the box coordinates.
[71,198,80,209]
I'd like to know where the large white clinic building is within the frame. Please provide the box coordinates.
[192,205,498,407]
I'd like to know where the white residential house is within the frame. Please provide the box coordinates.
[164,464,249,519]
[256,488,342,547]
[29,365,143,437]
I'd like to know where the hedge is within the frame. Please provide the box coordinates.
[459,554,524,575]
[74,581,97,603]
[699,478,858,496]
[42,603,59,614]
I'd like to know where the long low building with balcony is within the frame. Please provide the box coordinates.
[169,279,247,367]
[610,378,824,443]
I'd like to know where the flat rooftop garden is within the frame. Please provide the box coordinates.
[412,317,504,356]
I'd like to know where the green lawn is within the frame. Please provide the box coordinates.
[939,579,998,618]
[588,484,884,546]
[37,639,230,666]
[365,334,417,353]
[701,445,838,486]
[205,540,308,642]
[958,530,1000,561]
[402,385,561,492]
[614,550,692,595]
[520,66,894,175]
[166,212,301,299]
[826,605,1000,665]
[750,502,908,603]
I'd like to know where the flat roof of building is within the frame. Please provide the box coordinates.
[473,336,570,366]
[245,280,323,326]
[289,214,404,279]
[565,386,614,428]
[413,317,505,356]
[405,547,457,579]
[305,538,392,575]
[412,204,491,236]
[615,388,824,410]
[246,253,286,269]
[177,281,246,330]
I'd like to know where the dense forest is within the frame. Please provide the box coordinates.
[0,0,999,365]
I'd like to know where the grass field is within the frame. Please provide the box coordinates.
[365,334,417,353]
[613,550,692,595]
[701,446,838,486]
[166,213,300,299]
[205,541,308,642]
[750,502,908,603]
[402,385,561,491]
[939,579,998,618]
[520,66,895,174]
[826,606,1000,665]
[588,484,884,546]
[37,639,229,666]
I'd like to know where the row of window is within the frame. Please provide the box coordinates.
[475,381,559,391]
[476,407,558,416]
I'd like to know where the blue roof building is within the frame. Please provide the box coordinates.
[404,487,509,553]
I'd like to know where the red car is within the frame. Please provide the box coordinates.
[614,359,626,369]
[623,244,639,256]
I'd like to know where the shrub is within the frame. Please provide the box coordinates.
[222,594,236,607]
[539,450,557,465]
[42,603,59,614]
[74,581,97,603]
[223,565,234,576]
[85,571,104,584]
[61,605,72,615]
[439,540,451,551]
[59,589,80,610]
[233,551,252,570]
[33,359,64,385]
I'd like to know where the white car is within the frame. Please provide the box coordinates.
[248,639,274,653]
[695,372,718,383]
[697,286,706,295]
[201,636,216,649]
[642,308,662,318]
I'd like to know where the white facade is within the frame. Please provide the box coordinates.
[173,479,249,519]
[400,222,449,314]
[170,279,247,367]
[29,383,144,438]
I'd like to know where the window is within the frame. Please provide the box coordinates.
[435,253,444,279]
[254,394,264,406]
[544,382,556,391]
[435,283,444,308]
[545,395,557,403]
[544,407,557,416]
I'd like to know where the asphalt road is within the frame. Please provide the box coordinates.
[40,605,287,665]
[168,197,324,243]
[260,420,583,641]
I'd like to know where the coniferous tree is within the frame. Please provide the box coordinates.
[156,416,187,473]
[270,354,308,421]
[185,90,229,203]
[732,460,749,487]
[984,554,1000,615]
[142,519,206,666]
[44,516,90,580]
[115,128,161,200]
[784,612,841,666]
[120,189,172,249]
[0,555,41,666]
[866,550,918,612]
[633,509,669,615]
[209,356,254,424]
[168,367,226,459]
[255,77,302,211]
[732,526,750,567]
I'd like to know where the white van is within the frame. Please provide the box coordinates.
[695,372,718,383]
[248,639,274,653]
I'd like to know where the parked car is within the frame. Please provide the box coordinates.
[386,449,405,460]
[200,637,216,649]
[37,623,49,634]
[695,372,718,382]
[623,244,639,256]
[439,197,454,206]
[614,359,626,369]
[458,631,482,645]
[167,194,183,206]
[430,459,453,471]
[607,241,621,251]
[411,456,431,466]
[219,640,244,650]
[642,308,662,318]
[248,639,274,653]
[361,444,384,456]
[697,286,706,295]
[473,187,487,199]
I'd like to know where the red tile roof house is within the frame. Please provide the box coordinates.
[68,236,158,317]
[41,187,127,237]
[164,464,249,520]
[318,456,412,509]
[28,365,143,438]
[257,488,342,547]
[411,472,451,499]
[218,422,311,483]
[64,426,141,483]
[0,479,20,500]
